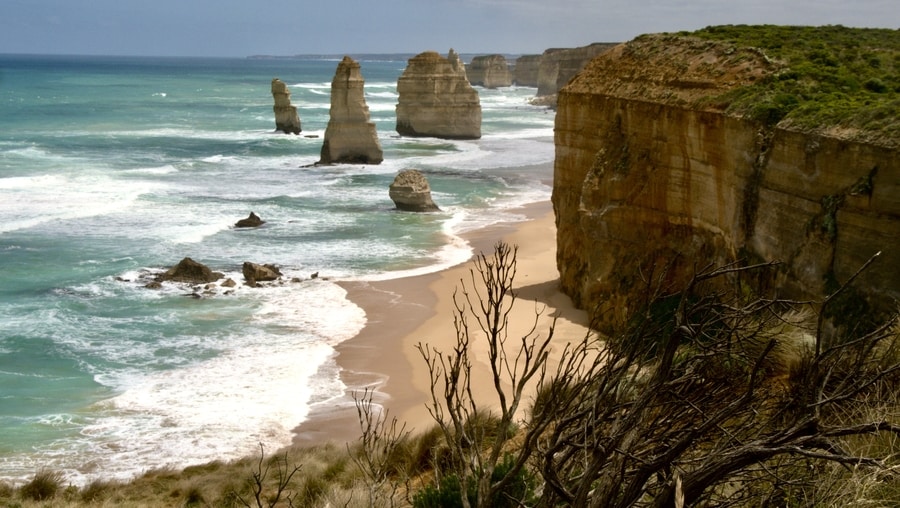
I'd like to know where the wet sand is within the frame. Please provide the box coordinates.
[292,200,591,445]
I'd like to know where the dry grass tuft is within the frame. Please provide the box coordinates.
[19,469,65,502]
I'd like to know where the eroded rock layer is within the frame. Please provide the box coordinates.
[320,56,383,165]
[396,50,482,140]
[467,54,512,89]
[536,43,618,98]
[553,35,900,332]
[513,55,542,86]
[389,169,440,212]
[271,78,301,134]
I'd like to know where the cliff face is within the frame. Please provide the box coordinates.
[396,50,482,140]
[553,35,900,332]
[319,56,383,165]
[467,54,512,88]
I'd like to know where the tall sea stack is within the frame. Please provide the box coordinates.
[396,49,482,140]
[271,78,301,134]
[319,56,383,165]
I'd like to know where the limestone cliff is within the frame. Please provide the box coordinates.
[396,49,482,140]
[553,32,900,332]
[467,54,512,89]
[271,78,301,134]
[319,56,383,165]
[513,55,542,86]
[536,43,618,98]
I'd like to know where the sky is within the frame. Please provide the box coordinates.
[1,0,898,57]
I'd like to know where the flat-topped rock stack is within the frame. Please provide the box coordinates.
[467,54,512,89]
[513,55,542,86]
[395,49,482,140]
[319,56,383,165]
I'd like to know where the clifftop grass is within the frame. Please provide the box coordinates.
[682,25,899,144]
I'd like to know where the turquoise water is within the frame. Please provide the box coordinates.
[0,54,555,484]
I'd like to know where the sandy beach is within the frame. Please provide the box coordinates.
[293,199,591,445]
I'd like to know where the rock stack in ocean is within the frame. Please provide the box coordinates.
[319,56,383,165]
[513,55,542,86]
[271,78,301,134]
[467,54,512,88]
[242,261,282,287]
[395,49,482,140]
[389,169,440,212]
[157,257,223,284]
[234,212,265,228]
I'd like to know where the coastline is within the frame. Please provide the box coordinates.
[292,199,592,445]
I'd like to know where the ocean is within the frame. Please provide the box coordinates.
[0,54,555,485]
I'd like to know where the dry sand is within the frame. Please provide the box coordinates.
[292,199,591,446]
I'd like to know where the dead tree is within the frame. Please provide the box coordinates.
[234,443,302,508]
[416,242,558,508]
[351,388,410,508]
[534,259,900,507]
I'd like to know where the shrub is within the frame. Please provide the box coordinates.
[400,424,449,476]
[79,478,119,503]
[413,474,464,508]
[19,469,64,501]
[177,482,206,507]
[412,455,536,508]
[864,77,889,93]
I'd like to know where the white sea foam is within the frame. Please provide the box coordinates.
[366,91,399,99]
[200,154,235,164]
[0,276,366,486]
[0,173,160,234]
[0,56,560,487]
[291,82,331,89]
[367,102,398,113]
[121,164,180,175]
[1,145,61,163]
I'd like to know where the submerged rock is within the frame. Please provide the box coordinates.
[389,169,440,212]
[242,261,282,286]
[319,56,383,165]
[158,257,224,284]
[271,78,301,134]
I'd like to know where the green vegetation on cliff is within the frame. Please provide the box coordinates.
[684,25,899,143]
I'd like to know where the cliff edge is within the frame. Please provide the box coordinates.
[553,27,899,332]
